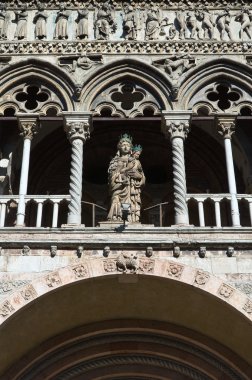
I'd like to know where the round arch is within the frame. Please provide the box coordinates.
[80,59,173,112]
[0,259,251,379]
[179,58,252,111]
[0,59,76,113]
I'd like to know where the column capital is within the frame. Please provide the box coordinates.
[17,114,40,141]
[161,111,192,140]
[216,114,237,140]
[62,112,93,143]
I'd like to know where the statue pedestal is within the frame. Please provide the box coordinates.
[98,221,154,229]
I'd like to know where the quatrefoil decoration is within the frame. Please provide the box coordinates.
[15,85,49,111]
[111,83,145,111]
[206,84,240,111]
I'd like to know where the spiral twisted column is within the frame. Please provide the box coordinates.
[63,112,93,226]
[162,111,191,225]
[16,114,39,227]
[217,115,240,227]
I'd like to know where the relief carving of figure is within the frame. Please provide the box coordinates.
[95,2,117,40]
[196,8,215,39]
[0,3,7,40]
[176,7,187,40]
[33,3,48,40]
[76,9,89,40]
[145,8,161,40]
[235,7,252,40]
[216,8,232,40]
[54,4,71,40]
[122,5,138,40]
[153,55,196,81]
[14,6,28,40]
[187,9,200,39]
[107,134,145,223]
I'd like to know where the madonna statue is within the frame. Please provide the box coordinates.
[107,134,145,223]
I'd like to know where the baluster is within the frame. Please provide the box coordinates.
[198,201,205,227]
[52,202,59,228]
[36,202,43,227]
[214,201,221,227]
[0,203,6,227]
[249,201,252,227]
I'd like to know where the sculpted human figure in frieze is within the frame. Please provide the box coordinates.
[187,8,200,40]
[0,3,7,40]
[94,2,117,40]
[107,134,145,223]
[145,8,161,40]
[196,8,215,39]
[216,8,232,40]
[14,5,28,40]
[54,4,71,40]
[122,5,139,40]
[176,7,187,40]
[33,3,48,40]
[235,7,252,40]
[76,9,89,39]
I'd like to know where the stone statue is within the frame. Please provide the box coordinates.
[187,9,200,40]
[122,5,138,40]
[145,8,161,40]
[94,2,117,40]
[196,8,215,39]
[107,134,145,223]
[176,7,187,40]
[235,7,252,40]
[76,9,89,40]
[54,4,71,40]
[216,8,232,40]
[14,6,28,40]
[0,3,7,40]
[33,3,48,40]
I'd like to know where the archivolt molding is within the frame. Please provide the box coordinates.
[0,258,251,325]
[0,59,76,113]
[80,59,173,112]
[179,58,252,111]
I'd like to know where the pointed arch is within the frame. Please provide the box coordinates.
[0,58,76,113]
[80,59,173,113]
[179,58,252,112]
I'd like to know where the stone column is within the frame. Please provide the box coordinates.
[217,115,240,227]
[62,112,93,226]
[16,115,39,227]
[162,111,192,225]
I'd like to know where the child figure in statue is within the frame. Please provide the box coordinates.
[107,135,145,223]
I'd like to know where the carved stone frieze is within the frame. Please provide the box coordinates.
[243,299,252,314]
[0,41,251,55]
[218,283,234,299]
[58,54,103,73]
[194,271,210,286]
[72,264,89,278]
[138,259,155,274]
[0,280,28,295]
[116,252,139,274]
[0,300,14,317]
[20,285,37,301]
[103,259,117,273]
[167,262,184,279]
[45,273,61,288]
[153,54,196,81]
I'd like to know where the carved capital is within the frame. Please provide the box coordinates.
[62,112,93,144]
[217,115,236,140]
[162,111,192,140]
[65,121,91,143]
[18,115,39,141]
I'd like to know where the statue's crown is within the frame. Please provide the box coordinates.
[120,133,133,144]
[132,144,142,152]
